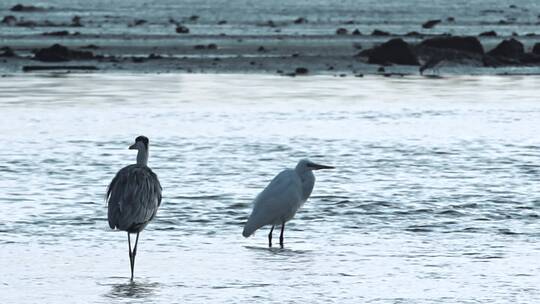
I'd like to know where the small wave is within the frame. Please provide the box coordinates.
[405,225,435,233]
[171,194,227,200]
[437,209,465,217]
[498,228,522,235]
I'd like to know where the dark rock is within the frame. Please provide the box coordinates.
[419,36,484,55]
[42,30,70,36]
[336,28,348,35]
[0,46,16,57]
[405,31,422,37]
[132,57,145,63]
[447,17,455,22]
[33,44,94,62]
[352,29,361,35]
[207,43,218,50]
[481,9,504,14]
[132,19,147,26]
[80,44,99,49]
[294,17,307,24]
[509,4,517,9]
[15,20,37,27]
[487,38,524,59]
[422,19,441,29]
[371,29,390,36]
[10,4,45,12]
[42,20,61,27]
[520,53,540,64]
[356,48,372,57]
[193,44,206,50]
[295,67,308,75]
[189,15,199,21]
[366,38,419,65]
[217,20,227,25]
[377,66,385,72]
[533,43,540,55]
[23,65,97,72]
[352,42,362,49]
[175,25,189,34]
[525,33,536,37]
[1,15,17,25]
[148,53,162,59]
[72,16,82,27]
[257,46,266,52]
[479,31,497,37]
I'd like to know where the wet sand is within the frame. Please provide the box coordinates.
[1,0,540,75]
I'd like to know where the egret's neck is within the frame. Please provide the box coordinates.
[297,169,315,201]
[136,148,148,166]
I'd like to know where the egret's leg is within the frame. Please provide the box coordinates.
[131,232,140,279]
[128,233,134,281]
[279,222,285,248]
[268,225,275,247]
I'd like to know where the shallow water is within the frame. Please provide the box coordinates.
[0,74,539,303]
[2,0,540,36]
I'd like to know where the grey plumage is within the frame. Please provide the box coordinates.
[107,164,162,233]
[106,135,161,280]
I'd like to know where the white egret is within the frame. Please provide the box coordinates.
[242,159,334,248]
[107,136,162,280]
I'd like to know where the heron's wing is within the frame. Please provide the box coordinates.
[107,165,162,231]
[243,170,302,236]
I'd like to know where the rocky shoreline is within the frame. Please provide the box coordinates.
[1,2,540,75]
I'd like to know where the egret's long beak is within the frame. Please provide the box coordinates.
[309,163,335,170]
[128,143,137,150]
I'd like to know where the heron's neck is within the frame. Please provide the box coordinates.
[136,148,148,166]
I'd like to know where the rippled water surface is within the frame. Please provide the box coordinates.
[0,74,539,303]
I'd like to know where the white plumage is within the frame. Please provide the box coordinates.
[243,159,334,247]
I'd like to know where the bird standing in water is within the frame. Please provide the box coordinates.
[242,159,334,248]
[107,136,162,280]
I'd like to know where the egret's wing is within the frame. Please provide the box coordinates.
[107,165,162,231]
[243,170,302,236]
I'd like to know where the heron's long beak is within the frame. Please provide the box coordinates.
[128,143,137,150]
[309,163,335,170]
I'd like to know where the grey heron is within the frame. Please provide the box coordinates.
[107,136,162,280]
[242,159,334,248]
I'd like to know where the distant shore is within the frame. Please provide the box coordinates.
[1,1,540,75]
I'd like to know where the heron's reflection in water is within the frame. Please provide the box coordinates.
[105,280,159,299]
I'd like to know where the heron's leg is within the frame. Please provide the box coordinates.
[268,225,274,247]
[279,222,285,248]
[133,232,140,257]
[128,233,134,281]
[130,232,140,279]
